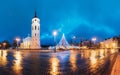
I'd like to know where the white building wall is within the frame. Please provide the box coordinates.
[20,12,41,49]
[31,17,40,49]
[100,38,118,48]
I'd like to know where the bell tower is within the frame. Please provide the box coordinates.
[31,11,40,49]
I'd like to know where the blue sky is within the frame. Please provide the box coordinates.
[0,0,120,45]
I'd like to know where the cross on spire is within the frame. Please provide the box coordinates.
[34,10,37,18]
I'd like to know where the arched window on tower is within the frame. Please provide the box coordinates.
[38,26,39,30]
[35,33,36,36]
[32,26,34,30]
[35,26,36,30]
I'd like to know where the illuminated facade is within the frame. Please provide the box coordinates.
[31,11,40,49]
[100,38,118,48]
[20,35,31,49]
[20,11,40,49]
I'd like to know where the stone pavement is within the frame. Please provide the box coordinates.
[111,53,120,75]
[0,49,118,75]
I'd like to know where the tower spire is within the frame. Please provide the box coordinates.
[34,10,37,18]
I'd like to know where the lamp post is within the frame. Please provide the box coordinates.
[53,30,57,52]
[72,36,76,46]
[3,42,6,49]
[92,37,97,48]
[92,37,97,44]
[16,38,20,50]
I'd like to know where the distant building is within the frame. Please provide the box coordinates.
[20,11,40,49]
[20,35,31,49]
[80,40,93,49]
[100,38,118,48]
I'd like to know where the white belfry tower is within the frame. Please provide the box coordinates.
[31,11,40,49]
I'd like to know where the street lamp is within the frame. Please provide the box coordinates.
[53,30,57,52]
[72,36,76,46]
[73,36,76,39]
[16,37,21,50]
[3,42,6,49]
[92,37,97,44]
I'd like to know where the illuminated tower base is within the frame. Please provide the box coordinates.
[31,11,41,49]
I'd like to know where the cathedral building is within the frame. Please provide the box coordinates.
[20,11,40,49]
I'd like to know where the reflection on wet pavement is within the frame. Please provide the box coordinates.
[70,51,77,71]
[50,54,59,75]
[0,50,7,67]
[0,49,118,75]
[12,51,22,75]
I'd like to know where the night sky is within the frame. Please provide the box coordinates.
[0,0,120,45]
